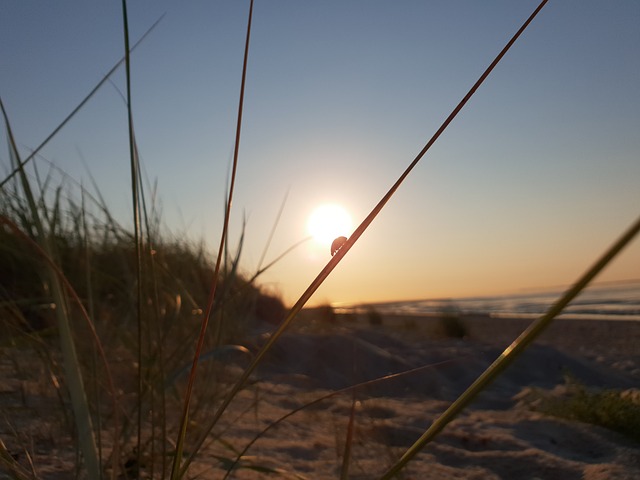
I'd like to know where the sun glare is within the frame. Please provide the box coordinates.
[307,204,353,247]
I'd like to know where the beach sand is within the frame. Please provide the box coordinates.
[1,313,639,479]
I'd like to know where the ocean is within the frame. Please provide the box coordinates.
[340,279,640,321]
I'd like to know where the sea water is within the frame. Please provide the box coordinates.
[343,279,640,321]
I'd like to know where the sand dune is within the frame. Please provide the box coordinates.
[191,316,640,479]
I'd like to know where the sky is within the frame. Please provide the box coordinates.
[1,0,639,307]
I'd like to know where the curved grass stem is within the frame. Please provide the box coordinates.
[178,0,550,474]
[1,99,104,479]
[381,212,640,478]
[170,1,255,477]
[0,15,164,190]
[120,1,147,472]
[221,358,464,479]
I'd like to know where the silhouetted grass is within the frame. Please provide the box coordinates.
[0,164,285,478]
[439,313,467,339]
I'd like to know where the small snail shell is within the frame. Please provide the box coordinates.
[331,236,348,256]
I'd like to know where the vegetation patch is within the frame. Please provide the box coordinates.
[524,377,640,443]
[366,307,383,326]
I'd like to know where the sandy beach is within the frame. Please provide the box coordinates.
[350,312,640,357]
[1,313,639,479]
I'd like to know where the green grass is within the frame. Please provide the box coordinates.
[2,0,640,478]
[526,376,640,443]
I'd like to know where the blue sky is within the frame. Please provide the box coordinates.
[2,1,639,306]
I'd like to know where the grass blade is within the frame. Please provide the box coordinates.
[380,212,640,479]
[179,0,550,474]
[256,189,290,272]
[339,393,357,480]
[221,358,463,479]
[1,213,125,479]
[170,1,255,477]
[120,0,146,474]
[1,98,101,479]
[0,15,164,190]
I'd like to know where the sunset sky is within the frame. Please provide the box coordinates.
[2,1,639,307]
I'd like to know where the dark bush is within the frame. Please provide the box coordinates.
[367,307,383,326]
[440,313,467,338]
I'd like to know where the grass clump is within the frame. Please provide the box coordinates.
[439,311,467,339]
[0,169,285,477]
[529,378,640,443]
[366,307,383,326]
[0,193,281,345]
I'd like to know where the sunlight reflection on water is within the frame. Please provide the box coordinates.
[340,280,640,321]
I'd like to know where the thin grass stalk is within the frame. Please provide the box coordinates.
[217,201,233,344]
[0,426,37,480]
[339,338,359,479]
[81,187,104,480]
[180,1,548,473]
[256,190,289,272]
[0,16,164,190]
[0,214,123,479]
[79,161,129,243]
[248,236,311,283]
[381,212,640,478]
[120,1,146,474]
[339,392,357,480]
[136,148,168,478]
[170,1,254,477]
[221,358,463,479]
[1,99,101,478]
[211,219,246,344]
[20,147,126,244]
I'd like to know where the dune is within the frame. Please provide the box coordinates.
[185,314,640,479]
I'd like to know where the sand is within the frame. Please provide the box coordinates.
[1,314,639,479]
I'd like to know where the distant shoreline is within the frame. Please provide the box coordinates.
[333,279,640,322]
[336,309,640,322]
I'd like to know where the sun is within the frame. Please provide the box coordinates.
[307,204,353,247]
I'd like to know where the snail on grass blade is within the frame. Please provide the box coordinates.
[331,236,348,256]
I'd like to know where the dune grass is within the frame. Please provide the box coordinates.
[523,374,640,444]
[1,0,639,478]
[0,161,286,478]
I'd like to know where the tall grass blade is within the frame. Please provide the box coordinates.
[170,1,255,477]
[179,1,549,473]
[0,15,164,190]
[339,340,359,480]
[221,358,461,479]
[120,0,146,474]
[1,213,124,479]
[1,98,101,479]
[0,436,34,480]
[80,187,104,479]
[339,393,357,480]
[381,213,640,478]
[248,236,311,283]
[256,190,290,272]
[136,150,168,479]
